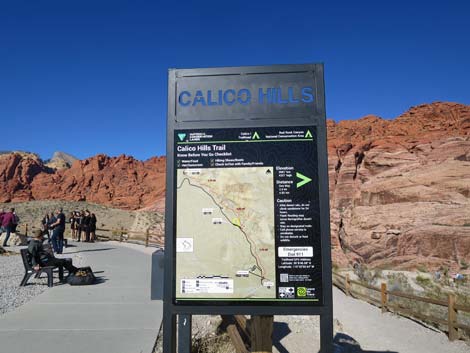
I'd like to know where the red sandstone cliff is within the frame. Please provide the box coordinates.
[327,102,470,270]
[1,101,469,270]
[0,153,166,212]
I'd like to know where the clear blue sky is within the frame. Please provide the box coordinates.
[1,1,469,160]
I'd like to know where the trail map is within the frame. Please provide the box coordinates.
[174,126,322,304]
[176,167,276,299]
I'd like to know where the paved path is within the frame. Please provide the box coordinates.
[333,287,470,353]
[0,241,163,353]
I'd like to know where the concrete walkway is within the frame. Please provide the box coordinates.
[333,287,470,353]
[0,241,163,353]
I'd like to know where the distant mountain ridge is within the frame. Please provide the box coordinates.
[44,151,78,170]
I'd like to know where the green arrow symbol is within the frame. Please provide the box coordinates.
[305,130,313,138]
[252,131,260,140]
[296,172,312,188]
[178,133,186,141]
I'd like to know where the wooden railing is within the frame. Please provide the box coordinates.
[333,271,470,341]
[222,315,273,353]
[15,223,164,248]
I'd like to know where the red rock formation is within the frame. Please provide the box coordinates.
[0,153,166,211]
[0,153,51,203]
[1,101,469,270]
[328,102,470,270]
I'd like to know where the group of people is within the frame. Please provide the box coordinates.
[0,208,20,247]
[70,210,97,243]
[41,209,98,249]
[41,209,66,254]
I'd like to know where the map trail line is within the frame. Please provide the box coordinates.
[177,177,269,285]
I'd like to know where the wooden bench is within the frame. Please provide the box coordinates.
[19,248,64,287]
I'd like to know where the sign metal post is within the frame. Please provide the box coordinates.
[162,64,333,353]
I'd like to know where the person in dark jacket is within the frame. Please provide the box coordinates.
[69,212,76,240]
[28,230,77,274]
[74,211,81,242]
[78,210,86,242]
[83,210,92,242]
[89,213,97,243]
[47,212,56,240]
[50,209,66,254]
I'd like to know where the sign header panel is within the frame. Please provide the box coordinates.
[173,66,322,122]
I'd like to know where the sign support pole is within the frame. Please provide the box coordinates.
[178,314,192,353]
[163,309,177,353]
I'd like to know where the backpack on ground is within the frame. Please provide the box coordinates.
[67,266,96,286]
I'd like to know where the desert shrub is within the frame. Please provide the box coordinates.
[416,264,428,273]
[354,265,382,287]
[416,275,431,287]
[460,260,469,270]
[386,272,412,293]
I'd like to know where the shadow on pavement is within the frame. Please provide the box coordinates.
[94,277,108,285]
[329,333,399,353]
[64,247,115,254]
[272,321,291,353]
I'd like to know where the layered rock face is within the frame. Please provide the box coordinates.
[328,102,470,270]
[0,152,50,202]
[0,153,166,211]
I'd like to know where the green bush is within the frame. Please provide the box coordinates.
[416,264,427,273]
[416,275,431,287]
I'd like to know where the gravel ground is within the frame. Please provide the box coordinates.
[0,253,49,316]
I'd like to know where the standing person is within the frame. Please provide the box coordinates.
[69,212,76,240]
[83,210,91,242]
[47,212,56,240]
[78,210,86,242]
[50,209,66,254]
[74,211,81,242]
[89,213,97,243]
[11,210,19,234]
[1,208,16,247]
[41,213,50,241]
[0,208,5,240]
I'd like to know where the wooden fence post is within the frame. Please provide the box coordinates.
[119,227,124,242]
[222,316,249,353]
[251,315,273,353]
[145,228,149,247]
[381,283,388,313]
[345,274,351,296]
[448,293,458,341]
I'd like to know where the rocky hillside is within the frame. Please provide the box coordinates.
[0,101,469,270]
[0,153,166,211]
[328,102,470,270]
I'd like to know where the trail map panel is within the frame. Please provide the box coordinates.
[174,126,322,304]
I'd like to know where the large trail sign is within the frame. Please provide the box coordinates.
[163,64,333,352]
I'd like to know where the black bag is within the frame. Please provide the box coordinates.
[67,266,96,286]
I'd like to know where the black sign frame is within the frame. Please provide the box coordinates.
[163,64,333,353]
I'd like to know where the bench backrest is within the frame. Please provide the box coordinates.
[20,248,33,270]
